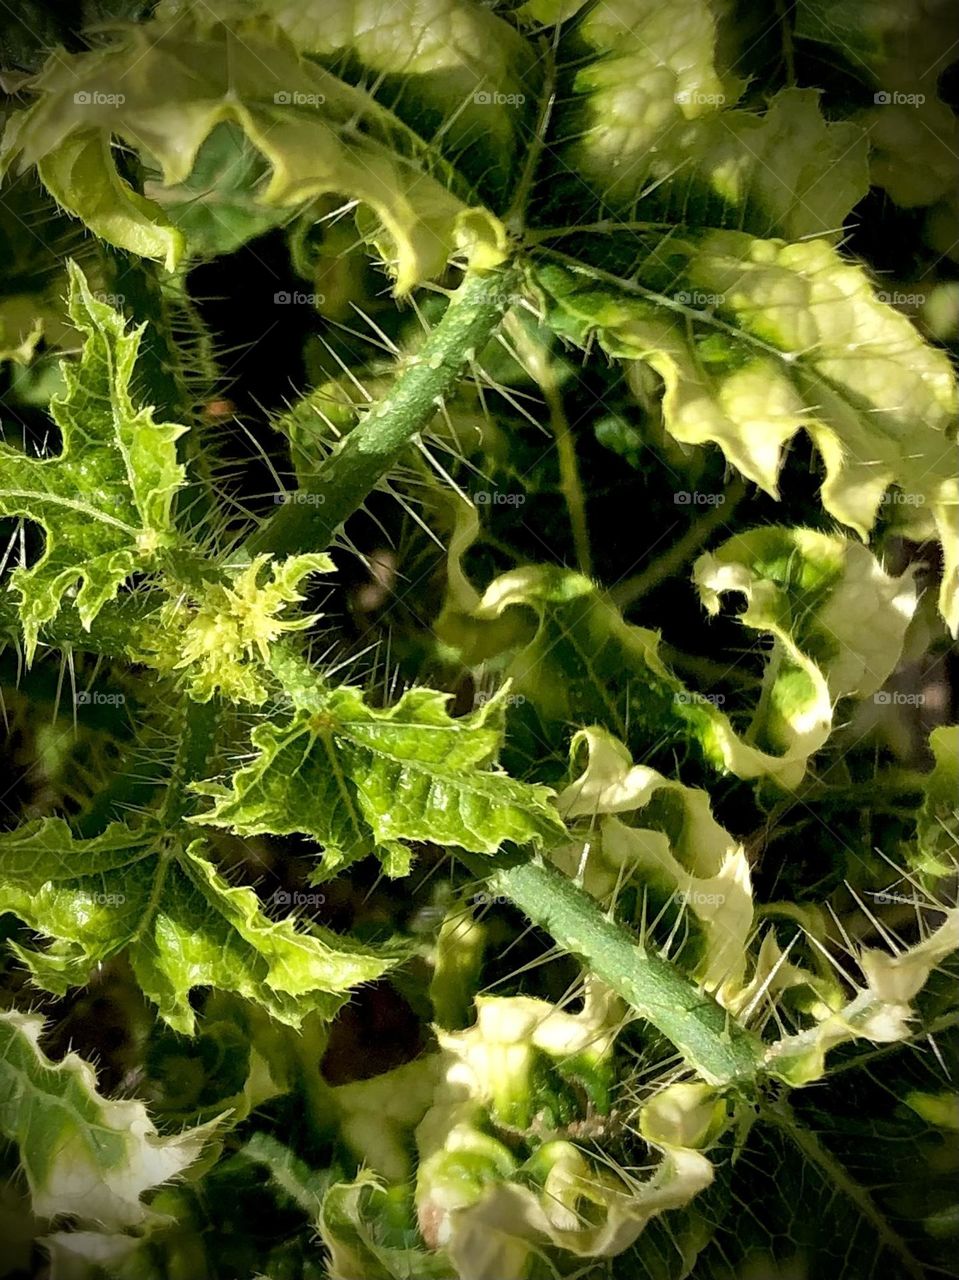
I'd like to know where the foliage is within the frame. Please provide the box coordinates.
[0,0,956,1277]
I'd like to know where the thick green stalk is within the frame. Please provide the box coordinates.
[246,264,521,557]
[460,851,763,1087]
[161,696,220,825]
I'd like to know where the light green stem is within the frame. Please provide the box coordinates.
[510,318,591,576]
[161,696,220,825]
[460,850,763,1086]
[246,264,521,557]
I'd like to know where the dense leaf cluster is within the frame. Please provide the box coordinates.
[0,0,956,1277]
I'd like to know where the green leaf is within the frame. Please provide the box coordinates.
[0,295,44,364]
[192,683,565,878]
[693,526,918,752]
[157,0,536,201]
[320,1173,456,1280]
[143,122,294,260]
[794,0,958,257]
[914,725,959,877]
[0,818,394,1034]
[2,18,507,290]
[37,130,186,271]
[440,556,714,773]
[0,261,186,659]
[695,1035,959,1280]
[535,233,959,631]
[564,0,868,238]
[567,0,742,198]
[439,521,915,788]
[0,1008,210,1226]
[234,1132,328,1215]
[414,997,719,1276]
[334,1057,441,1183]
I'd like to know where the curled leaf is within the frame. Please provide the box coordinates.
[536,238,957,630]
[2,19,506,291]
[0,1009,211,1227]
[440,523,916,787]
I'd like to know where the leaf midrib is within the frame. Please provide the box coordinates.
[0,485,137,533]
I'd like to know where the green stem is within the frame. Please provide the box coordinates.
[504,44,556,237]
[460,850,763,1087]
[510,318,592,576]
[161,696,220,825]
[658,643,761,689]
[525,221,677,243]
[246,264,521,558]
[545,376,591,577]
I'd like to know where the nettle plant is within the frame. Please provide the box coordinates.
[0,0,957,1277]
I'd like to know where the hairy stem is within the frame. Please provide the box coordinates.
[460,850,763,1086]
[161,696,220,825]
[510,318,592,575]
[0,595,149,661]
[247,264,521,558]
